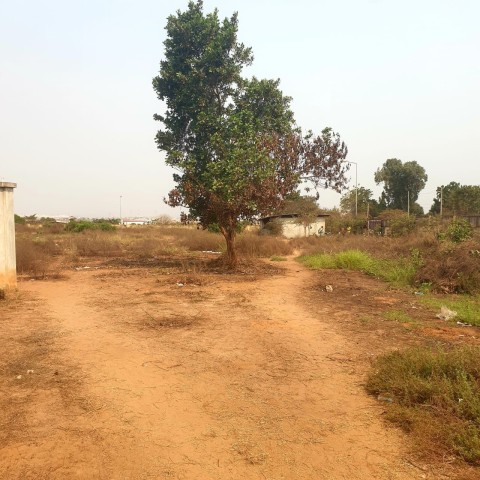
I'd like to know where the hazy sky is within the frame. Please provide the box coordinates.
[1,0,479,219]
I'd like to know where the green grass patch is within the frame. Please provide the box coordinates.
[298,249,417,288]
[420,295,480,326]
[270,255,287,262]
[367,345,480,464]
[383,309,415,323]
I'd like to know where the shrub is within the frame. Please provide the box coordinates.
[65,219,115,233]
[446,219,473,243]
[379,210,416,236]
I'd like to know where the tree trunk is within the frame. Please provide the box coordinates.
[220,226,238,268]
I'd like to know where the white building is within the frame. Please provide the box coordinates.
[122,217,151,226]
[259,213,329,239]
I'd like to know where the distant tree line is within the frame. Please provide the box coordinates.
[340,158,480,218]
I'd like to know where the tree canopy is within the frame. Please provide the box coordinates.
[374,158,427,212]
[153,1,349,265]
[430,182,480,215]
[339,186,380,217]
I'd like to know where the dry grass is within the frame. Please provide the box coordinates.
[291,230,438,259]
[294,229,480,294]
[236,233,293,258]
[367,345,480,465]
[70,232,123,257]
[15,236,62,278]
[415,238,480,294]
[15,224,480,293]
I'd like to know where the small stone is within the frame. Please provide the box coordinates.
[325,285,333,293]
[16,375,22,380]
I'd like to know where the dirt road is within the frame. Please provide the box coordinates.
[1,257,435,479]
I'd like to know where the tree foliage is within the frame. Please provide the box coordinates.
[340,186,380,217]
[153,1,349,265]
[430,182,480,215]
[374,158,427,211]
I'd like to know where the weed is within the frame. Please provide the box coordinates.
[367,345,480,464]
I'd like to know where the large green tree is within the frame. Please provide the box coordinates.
[430,182,480,215]
[153,1,348,265]
[374,158,427,212]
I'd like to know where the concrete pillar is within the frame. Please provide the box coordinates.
[0,182,17,291]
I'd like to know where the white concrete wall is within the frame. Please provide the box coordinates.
[280,219,326,239]
[0,182,17,290]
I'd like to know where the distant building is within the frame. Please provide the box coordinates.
[259,213,329,238]
[122,217,151,226]
[51,216,74,224]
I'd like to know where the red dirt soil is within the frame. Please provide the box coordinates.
[1,256,477,479]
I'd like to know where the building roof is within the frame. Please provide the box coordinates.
[260,213,330,222]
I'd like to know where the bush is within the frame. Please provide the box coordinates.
[379,210,416,236]
[65,220,115,233]
[445,219,473,243]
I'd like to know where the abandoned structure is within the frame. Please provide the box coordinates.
[0,182,17,291]
[259,213,329,239]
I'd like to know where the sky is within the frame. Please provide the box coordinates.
[1,0,479,219]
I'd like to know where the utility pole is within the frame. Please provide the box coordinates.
[366,203,370,235]
[440,186,443,216]
[342,160,358,217]
[120,195,123,226]
[354,162,358,217]
[407,190,410,216]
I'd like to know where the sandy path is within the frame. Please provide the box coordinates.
[2,258,421,479]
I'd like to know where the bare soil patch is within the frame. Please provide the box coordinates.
[1,255,478,479]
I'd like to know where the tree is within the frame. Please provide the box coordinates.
[430,182,480,215]
[153,1,349,266]
[340,186,380,217]
[374,159,427,212]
